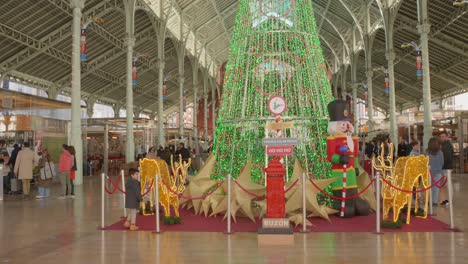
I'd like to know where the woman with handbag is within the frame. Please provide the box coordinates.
[58,144,73,199]
[37,149,54,199]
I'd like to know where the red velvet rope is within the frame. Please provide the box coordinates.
[141,180,154,197]
[104,176,122,195]
[159,179,226,201]
[380,176,447,194]
[106,176,125,194]
[106,176,154,197]
[430,171,448,188]
[233,180,265,199]
[284,179,299,193]
[307,177,376,201]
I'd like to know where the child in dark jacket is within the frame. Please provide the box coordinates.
[124,168,142,230]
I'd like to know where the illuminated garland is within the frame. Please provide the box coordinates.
[212,0,334,187]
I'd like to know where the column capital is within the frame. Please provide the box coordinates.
[417,23,431,35]
[113,103,122,118]
[386,52,396,62]
[366,70,374,78]
[125,37,135,48]
[70,0,85,10]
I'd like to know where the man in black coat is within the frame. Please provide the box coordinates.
[175,143,190,163]
[440,132,454,206]
[124,168,142,230]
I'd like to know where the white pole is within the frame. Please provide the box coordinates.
[446,169,455,229]
[155,174,160,233]
[428,166,433,215]
[375,171,381,234]
[121,170,127,218]
[101,172,105,228]
[0,164,3,201]
[227,173,232,234]
[302,172,306,233]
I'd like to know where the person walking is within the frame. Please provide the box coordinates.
[426,137,444,206]
[440,132,454,206]
[68,145,77,198]
[58,144,73,199]
[13,142,37,200]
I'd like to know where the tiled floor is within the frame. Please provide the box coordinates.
[0,174,466,264]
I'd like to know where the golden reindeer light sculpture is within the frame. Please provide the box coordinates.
[372,143,395,218]
[391,155,429,224]
[139,158,169,216]
[139,155,191,220]
[373,144,430,224]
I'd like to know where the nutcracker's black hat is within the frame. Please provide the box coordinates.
[327,100,350,122]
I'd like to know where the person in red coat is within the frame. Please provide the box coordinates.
[326,100,370,217]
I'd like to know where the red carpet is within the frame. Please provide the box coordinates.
[103,208,453,233]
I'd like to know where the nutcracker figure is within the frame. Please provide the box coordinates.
[326,100,370,217]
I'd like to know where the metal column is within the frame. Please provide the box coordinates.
[125,37,135,163]
[418,0,433,151]
[70,0,84,185]
[384,7,398,148]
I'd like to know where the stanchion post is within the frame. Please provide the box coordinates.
[446,169,456,230]
[101,172,105,229]
[227,173,232,234]
[121,170,127,218]
[375,171,381,234]
[155,174,160,233]
[301,172,307,233]
[428,166,433,215]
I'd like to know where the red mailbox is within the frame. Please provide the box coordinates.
[265,158,286,218]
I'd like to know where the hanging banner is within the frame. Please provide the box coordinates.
[80,28,87,61]
[384,68,390,94]
[416,49,422,80]
[183,96,187,112]
[132,59,138,85]
[163,82,168,100]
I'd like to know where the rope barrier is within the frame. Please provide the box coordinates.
[284,179,299,194]
[141,180,155,197]
[380,176,447,194]
[430,171,448,189]
[307,177,376,201]
[106,176,154,197]
[106,176,126,194]
[233,181,265,199]
[104,176,122,195]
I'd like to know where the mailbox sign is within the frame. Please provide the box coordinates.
[266,145,294,156]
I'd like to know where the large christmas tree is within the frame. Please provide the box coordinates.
[212,0,334,183]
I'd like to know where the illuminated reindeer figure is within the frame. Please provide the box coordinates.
[391,155,429,224]
[373,143,430,224]
[139,155,191,218]
[372,143,396,213]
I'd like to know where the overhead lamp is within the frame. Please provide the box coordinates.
[453,0,468,7]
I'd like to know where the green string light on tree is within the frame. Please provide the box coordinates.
[212,0,334,190]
